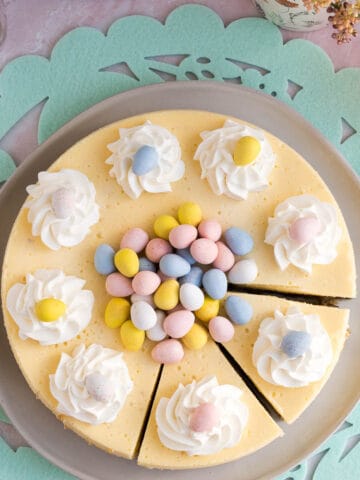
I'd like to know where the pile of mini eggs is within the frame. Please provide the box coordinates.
[94,202,257,364]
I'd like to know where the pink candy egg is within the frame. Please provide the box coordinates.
[213,241,235,272]
[151,339,184,364]
[105,272,134,297]
[163,310,195,338]
[289,216,321,245]
[190,238,218,265]
[120,227,149,253]
[209,316,235,342]
[132,271,161,296]
[169,224,197,249]
[189,402,221,433]
[198,220,222,242]
[145,238,173,263]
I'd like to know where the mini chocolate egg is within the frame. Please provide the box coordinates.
[178,265,203,287]
[131,301,157,330]
[114,248,139,278]
[132,271,161,296]
[233,136,261,166]
[146,310,167,342]
[228,259,258,284]
[35,298,66,322]
[289,217,321,245]
[281,330,312,358]
[145,238,173,263]
[202,269,228,300]
[189,402,220,432]
[177,202,202,226]
[151,339,184,364]
[120,320,145,351]
[198,219,222,241]
[132,145,159,175]
[51,187,75,219]
[106,272,134,297]
[224,227,254,255]
[213,241,235,272]
[94,244,116,275]
[159,253,191,278]
[130,293,155,308]
[180,283,205,311]
[154,279,179,310]
[190,238,218,265]
[169,224,197,249]
[182,323,208,350]
[225,296,253,325]
[195,296,220,323]
[208,316,235,342]
[163,310,195,338]
[120,227,149,253]
[85,373,114,403]
[104,297,130,328]
[139,256,157,272]
[153,215,179,240]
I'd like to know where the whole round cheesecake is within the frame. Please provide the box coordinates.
[1,110,355,468]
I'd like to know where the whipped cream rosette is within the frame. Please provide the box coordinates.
[156,375,248,455]
[194,119,275,200]
[26,169,99,251]
[265,194,341,273]
[50,344,133,424]
[106,121,185,199]
[252,306,332,388]
[6,269,94,345]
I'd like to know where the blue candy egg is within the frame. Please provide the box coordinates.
[281,330,311,358]
[225,296,253,325]
[224,227,254,256]
[139,256,157,273]
[94,244,116,275]
[159,254,191,278]
[176,248,196,265]
[202,269,228,300]
[179,266,204,287]
[132,145,158,176]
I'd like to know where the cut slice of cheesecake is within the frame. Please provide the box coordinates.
[138,340,283,469]
[220,293,349,424]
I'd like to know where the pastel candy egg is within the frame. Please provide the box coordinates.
[169,224,197,249]
[159,254,191,278]
[180,283,205,311]
[131,293,155,308]
[114,248,139,278]
[224,227,254,255]
[104,298,130,328]
[146,310,167,341]
[120,227,149,253]
[228,259,258,284]
[182,323,208,350]
[163,310,195,338]
[132,145,159,175]
[85,373,114,403]
[189,402,220,432]
[289,217,321,245]
[145,238,173,263]
[213,241,235,272]
[209,316,235,342]
[94,244,116,275]
[153,215,179,240]
[198,220,222,241]
[131,301,157,330]
[151,339,184,364]
[233,136,261,166]
[154,279,179,310]
[195,296,220,323]
[190,238,218,265]
[225,296,253,325]
[281,330,312,358]
[179,266,203,287]
[139,256,156,272]
[202,269,228,300]
[51,188,75,219]
[177,202,202,226]
[132,271,161,296]
[120,320,145,351]
[35,298,66,322]
[105,272,134,297]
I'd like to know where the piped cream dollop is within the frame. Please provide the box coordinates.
[252,306,332,388]
[155,375,248,455]
[50,344,133,424]
[194,119,275,200]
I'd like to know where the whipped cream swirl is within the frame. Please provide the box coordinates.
[265,195,341,273]
[194,119,275,200]
[26,169,99,251]
[6,269,94,345]
[50,344,133,424]
[156,376,248,455]
[252,306,332,388]
[106,121,184,199]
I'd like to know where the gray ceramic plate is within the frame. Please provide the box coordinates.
[0,82,359,480]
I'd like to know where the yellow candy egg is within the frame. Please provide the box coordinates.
[233,136,261,166]
[35,298,66,322]
[195,296,220,323]
[177,202,202,226]
[120,320,145,351]
[154,279,179,310]
[182,323,208,350]
[114,248,139,278]
[153,215,179,240]
[104,298,130,328]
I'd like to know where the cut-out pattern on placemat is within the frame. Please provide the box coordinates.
[0,5,359,480]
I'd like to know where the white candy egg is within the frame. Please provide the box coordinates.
[131,301,157,330]
[179,283,205,311]
[146,310,167,341]
[227,259,258,284]
[51,187,75,219]
[85,373,114,403]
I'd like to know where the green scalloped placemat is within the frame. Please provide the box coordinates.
[0,4,359,480]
